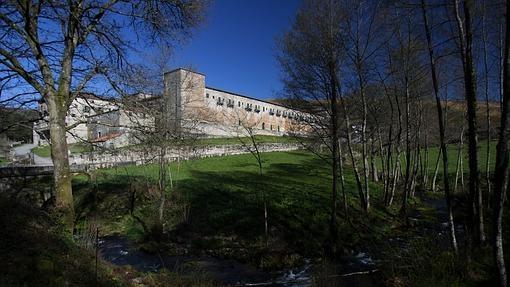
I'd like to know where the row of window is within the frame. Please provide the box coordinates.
[206,92,300,119]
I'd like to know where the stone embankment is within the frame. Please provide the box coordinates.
[68,143,302,169]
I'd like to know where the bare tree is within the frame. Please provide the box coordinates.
[117,62,207,239]
[452,0,485,244]
[421,0,458,252]
[343,0,387,212]
[492,1,510,285]
[277,0,346,254]
[0,0,206,232]
[232,119,269,246]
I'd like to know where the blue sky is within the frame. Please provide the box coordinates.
[171,0,301,100]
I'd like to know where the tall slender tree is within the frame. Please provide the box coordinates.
[452,0,486,244]
[421,0,458,252]
[492,1,510,285]
[278,0,345,254]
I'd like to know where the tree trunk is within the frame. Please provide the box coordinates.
[378,129,386,190]
[339,140,348,219]
[453,0,485,245]
[400,78,412,217]
[492,1,510,285]
[388,151,401,207]
[260,164,268,247]
[382,84,395,205]
[370,137,379,182]
[423,129,429,188]
[155,148,167,241]
[341,97,367,211]
[454,127,465,193]
[358,71,370,212]
[481,5,492,209]
[431,148,441,192]
[328,62,340,249]
[422,0,458,252]
[410,140,421,197]
[47,95,74,233]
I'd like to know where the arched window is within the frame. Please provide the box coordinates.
[278,126,280,132]
[262,123,265,130]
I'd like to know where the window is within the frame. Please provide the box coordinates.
[97,131,101,138]
[262,123,265,130]
[238,101,241,107]
[206,93,209,98]
[278,126,280,132]
[83,106,90,113]
[238,120,241,126]
[213,95,215,99]
[71,113,76,118]
[270,125,272,131]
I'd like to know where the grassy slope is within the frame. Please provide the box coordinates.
[73,150,487,285]
[74,151,391,264]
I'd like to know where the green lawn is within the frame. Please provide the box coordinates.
[424,140,496,174]
[376,140,497,175]
[32,143,93,157]
[73,150,389,265]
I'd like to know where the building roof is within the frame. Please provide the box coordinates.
[91,132,122,143]
[77,92,116,102]
[164,67,206,77]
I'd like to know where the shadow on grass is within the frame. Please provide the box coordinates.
[74,153,391,258]
[0,196,121,287]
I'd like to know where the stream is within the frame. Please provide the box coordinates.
[99,236,380,286]
[98,197,457,286]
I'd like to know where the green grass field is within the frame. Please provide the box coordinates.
[377,140,497,175]
[73,150,390,265]
[31,143,93,157]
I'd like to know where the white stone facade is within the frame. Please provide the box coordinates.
[163,68,310,138]
[33,68,310,148]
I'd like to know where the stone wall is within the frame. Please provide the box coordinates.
[68,142,302,168]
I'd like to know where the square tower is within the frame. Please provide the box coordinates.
[162,68,206,135]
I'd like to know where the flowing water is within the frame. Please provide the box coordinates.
[97,198,457,286]
[99,236,380,286]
